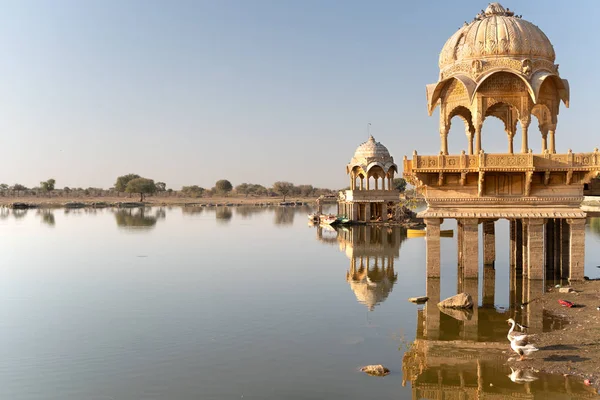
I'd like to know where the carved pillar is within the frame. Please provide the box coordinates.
[350,174,355,190]
[560,219,570,279]
[440,126,449,155]
[540,126,549,153]
[366,176,370,190]
[483,220,495,266]
[425,218,442,278]
[520,115,531,154]
[507,131,515,154]
[475,125,482,154]
[527,219,545,280]
[567,218,586,281]
[365,203,371,222]
[548,123,557,154]
[461,218,479,278]
[466,127,475,155]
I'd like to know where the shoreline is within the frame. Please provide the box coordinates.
[507,280,600,391]
[0,195,317,209]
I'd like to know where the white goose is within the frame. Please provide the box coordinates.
[508,367,538,383]
[506,318,538,361]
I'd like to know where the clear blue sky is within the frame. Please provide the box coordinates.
[1,0,599,190]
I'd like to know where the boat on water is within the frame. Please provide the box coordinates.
[407,229,454,238]
[319,214,339,225]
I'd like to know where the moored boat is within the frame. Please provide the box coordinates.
[407,229,454,238]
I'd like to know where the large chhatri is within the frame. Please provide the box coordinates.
[404,3,600,286]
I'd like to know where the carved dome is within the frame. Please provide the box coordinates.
[352,135,392,162]
[439,3,556,80]
[347,135,397,175]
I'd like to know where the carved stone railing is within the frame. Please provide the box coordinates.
[404,149,600,173]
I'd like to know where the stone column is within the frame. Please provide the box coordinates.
[540,126,549,153]
[461,218,479,278]
[425,218,442,278]
[509,220,516,269]
[561,219,570,279]
[507,130,515,154]
[440,126,449,155]
[483,263,495,307]
[522,221,529,277]
[549,129,556,154]
[553,220,561,280]
[366,176,370,190]
[475,125,482,154]
[568,219,586,281]
[457,220,464,268]
[527,219,545,280]
[545,219,555,280]
[482,220,495,266]
[467,127,475,155]
[364,203,371,222]
[520,116,531,154]
[516,219,523,273]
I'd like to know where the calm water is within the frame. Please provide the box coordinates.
[1,206,600,399]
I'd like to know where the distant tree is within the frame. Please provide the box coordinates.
[297,184,314,197]
[235,183,251,197]
[63,186,71,193]
[0,183,8,191]
[272,181,295,201]
[125,178,156,201]
[155,182,167,193]
[248,184,267,196]
[181,185,205,198]
[393,178,407,193]
[40,179,56,195]
[215,179,233,195]
[12,184,28,197]
[115,174,141,193]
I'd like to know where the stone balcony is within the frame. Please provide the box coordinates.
[403,149,600,175]
[343,189,399,203]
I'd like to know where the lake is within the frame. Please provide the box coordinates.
[1,205,599,399]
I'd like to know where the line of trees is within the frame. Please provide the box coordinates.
[0,176,346,200]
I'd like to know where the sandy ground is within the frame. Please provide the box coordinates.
[0,195,317,207]
[508,280,600,391]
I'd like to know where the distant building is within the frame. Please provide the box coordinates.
[338,135,400,222]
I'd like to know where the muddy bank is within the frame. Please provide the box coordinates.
[508,280,600,391]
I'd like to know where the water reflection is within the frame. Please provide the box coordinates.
[215,207,232,224]
[273,207,294,226]
[590,217,600,237]
[114,208,157,230]
[38,209,55,226]
[402,277,590,399]
[12,209,28,219]
[316,225,406,310]
[182,206,203,215]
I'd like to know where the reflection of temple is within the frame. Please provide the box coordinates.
[317,225,406,310]
[402,278,596,399]
[338,136,400,222]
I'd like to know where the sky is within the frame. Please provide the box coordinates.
[1,0,599,190]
